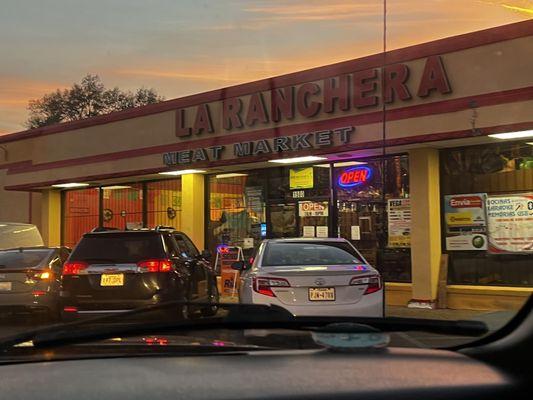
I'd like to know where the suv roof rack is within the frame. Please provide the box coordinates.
[155,225,176,232]
[91,226,120,233]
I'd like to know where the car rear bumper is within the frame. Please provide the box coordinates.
[0,291,59,313]
[249,290,384,318]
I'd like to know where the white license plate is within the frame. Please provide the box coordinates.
[0,282,12,291]
[309,287,335,301]
[100,274,124,287]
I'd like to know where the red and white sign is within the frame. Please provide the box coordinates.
[299,201,329,217]
[449,196,483,208]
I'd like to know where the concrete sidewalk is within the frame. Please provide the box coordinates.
[386,306,517,331]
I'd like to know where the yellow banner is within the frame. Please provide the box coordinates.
[290,167,314,190]
[446,212,473,226]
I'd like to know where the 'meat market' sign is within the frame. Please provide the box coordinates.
[175,55,451,137]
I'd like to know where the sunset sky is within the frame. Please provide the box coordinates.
[0,0,531,134]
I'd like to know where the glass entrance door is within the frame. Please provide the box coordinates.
[298,200,329,238]
[268,203,297,238]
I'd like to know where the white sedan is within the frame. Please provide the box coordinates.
[235,238,384,317]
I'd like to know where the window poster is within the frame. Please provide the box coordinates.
[387,198,411,248]
[290,167,314,190]
[444,193,488,251]
[486,193,533,254]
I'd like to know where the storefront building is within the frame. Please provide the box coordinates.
[1,21,532,310]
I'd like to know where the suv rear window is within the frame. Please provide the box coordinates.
[71,233,165,263]
[262,242,363,267]
[0,249,53,269]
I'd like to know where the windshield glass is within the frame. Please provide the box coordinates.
[70,234,165,263]
[263,242,363,266]
[0,249,52,269]
[0,0,531,359]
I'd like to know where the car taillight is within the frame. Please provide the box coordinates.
[27,270,53,280]
[63,306,78,313]
[350,275,382,294]
[62,261,88,276]
[137,259,172,273]
[253,277,290,297]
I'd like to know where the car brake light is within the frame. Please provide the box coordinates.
[137,259,172,273]
[62,261,88,276]
[253,277,290,297]
[32,290,47,296]
[27,270,54,280]
[350,275,382,294]
[63,306,78,312]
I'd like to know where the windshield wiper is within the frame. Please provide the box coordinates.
[0,301,488,351]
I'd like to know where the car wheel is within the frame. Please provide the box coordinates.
[201,279,219,317]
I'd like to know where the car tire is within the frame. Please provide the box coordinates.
[201,279,219,317]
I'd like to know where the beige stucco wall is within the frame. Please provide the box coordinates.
[0,34,531,191]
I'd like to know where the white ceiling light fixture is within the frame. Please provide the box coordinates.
[333,161,368,167]
[268,156,327,164]
[215,173,249,179]
[488,130,533,140]
[102,185,132,190]
[51,183,90,188]
[158,169,206,176]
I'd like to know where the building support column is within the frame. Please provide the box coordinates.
[181,173,205,250]
[41,190,61,247]
[409,148,442,307]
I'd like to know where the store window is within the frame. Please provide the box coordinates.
[146,179,182,229]
[335,156,411,282]
[63,188,100,248]
[102,184,143,230]
[207,172,267,257]
[441,141,533,286]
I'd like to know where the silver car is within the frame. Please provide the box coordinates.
[0,247,69,320]
[236,238,384,317]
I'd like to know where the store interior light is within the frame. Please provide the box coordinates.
[526,142,533,146]
[215,173,248,179]
[488,130,533,140]
[102,185,132,190]
[159,169,206,176]
[51,183,89,188]
[268,156,327,164]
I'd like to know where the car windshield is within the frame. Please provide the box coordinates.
[0,0,531,359]
[71,234,165,263]
[0,249,52,269]
[262,242,363,266]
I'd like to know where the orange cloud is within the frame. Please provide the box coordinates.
[244,1,382,22]
[0,77,67,133]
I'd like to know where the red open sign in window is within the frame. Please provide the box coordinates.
[338,166,373,188]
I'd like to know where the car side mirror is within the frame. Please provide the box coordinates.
[201,249,212,260]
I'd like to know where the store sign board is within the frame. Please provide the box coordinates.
[299,201,329,217]
[290,167,314,190]
[163,126,353,167]
[387,198,411,248]
[338,166,373,188]
[486,194,533,254]
[175,56,451,137]
[444,193,488,251]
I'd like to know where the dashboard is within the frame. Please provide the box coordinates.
[0,347,515,400]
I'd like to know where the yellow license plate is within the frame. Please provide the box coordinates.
[309,287,335,301]
[100,274,124,287]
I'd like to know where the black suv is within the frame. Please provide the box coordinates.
[60,227,218,320]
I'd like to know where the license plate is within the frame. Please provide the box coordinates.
[100,274,124,287]
[309,287,335,301]
[0,282,12,291]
